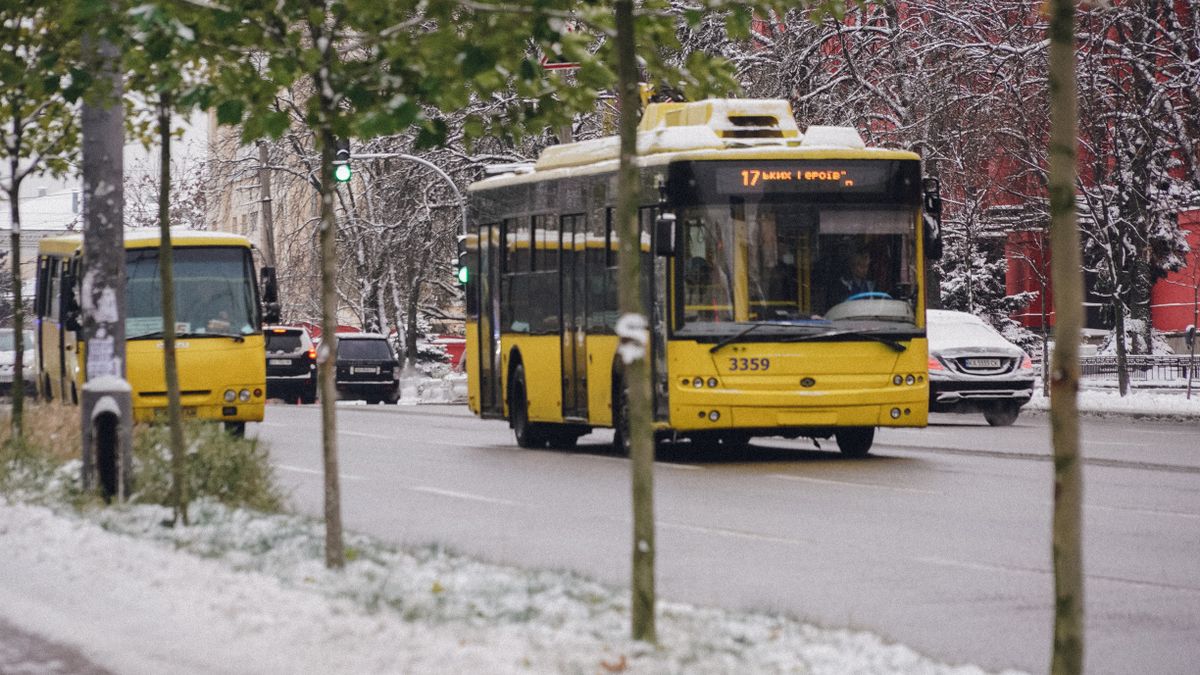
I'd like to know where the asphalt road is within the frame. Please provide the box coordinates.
[255,404,1200,674]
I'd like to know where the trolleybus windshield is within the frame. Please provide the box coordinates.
[670,159,922,339]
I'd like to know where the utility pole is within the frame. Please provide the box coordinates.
[257,140,276,267]
[79,26,132,500]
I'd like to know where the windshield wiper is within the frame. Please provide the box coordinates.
[128,329,245,343]
[780,329,907,353]
[709,322,773,353]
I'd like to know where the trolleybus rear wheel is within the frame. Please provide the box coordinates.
[835,426,874,457]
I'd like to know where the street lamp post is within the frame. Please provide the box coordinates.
[349,152,467,237]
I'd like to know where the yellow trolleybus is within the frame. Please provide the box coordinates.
[462,99,943,456]
[34,230,269,433]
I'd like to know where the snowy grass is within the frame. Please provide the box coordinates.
[1024,388,1200,419]
[0,457,1020,675]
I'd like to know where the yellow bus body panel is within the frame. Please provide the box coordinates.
[124,335,266,424]
[666,338,929,431]
[465,322,480,414]
[585,334,619,427]
[502,334,561,422]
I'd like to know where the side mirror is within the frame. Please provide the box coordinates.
[654,212,677,257]
[922,177,943,261]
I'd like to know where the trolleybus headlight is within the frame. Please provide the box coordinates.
[224,389,236,402]
[893,375,903,385]
[707,378,718,388]
[708,410,720,421]
[239,389,251,402]
[693,379,704,388]
[890,407,902,419]
[905,374,916,385]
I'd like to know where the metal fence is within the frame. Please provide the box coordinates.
[1030,354,1199,391]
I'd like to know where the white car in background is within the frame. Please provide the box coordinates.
[926,309,1035,426]
[0,328,36,396]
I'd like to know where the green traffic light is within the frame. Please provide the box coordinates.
[457,265,469,284]
[333,163,352,183]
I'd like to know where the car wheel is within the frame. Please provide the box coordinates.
[836,426,875,457]
[509,364,546,448]
[984,402,1020,427]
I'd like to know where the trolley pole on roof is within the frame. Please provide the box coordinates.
[79,27,133,501]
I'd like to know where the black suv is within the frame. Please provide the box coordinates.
[265,326,317,404]
[335,333,400,404]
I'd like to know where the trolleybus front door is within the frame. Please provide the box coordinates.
[560,214,588,419]
[478,222,503,416]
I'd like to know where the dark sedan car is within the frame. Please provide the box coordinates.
[265,326,317,404]
[927,309,1035,426]
[335,333,400,404]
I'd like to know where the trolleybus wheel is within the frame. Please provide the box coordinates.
[545,427,579,450]
[509,364,546,448]
[835,426,874,457]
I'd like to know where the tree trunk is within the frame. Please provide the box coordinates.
[316,126,344,570]
[157,95,188,525]
[314,35,344,568]
[1112,296,1129,396]
[1130,254,1153,354]
[1047,1,1085,672]
[615,0,656,645]
[7,175,24,442]
[405,276,421,371]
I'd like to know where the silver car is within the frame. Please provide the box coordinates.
[926,309,1035,426]
[0,328,36,396]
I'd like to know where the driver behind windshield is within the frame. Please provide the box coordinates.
[827,249,876,306]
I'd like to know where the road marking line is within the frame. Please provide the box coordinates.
[769,473,938,494]
[660,521,810,546]
[410,486,518,506]
[274,463,367,481]
[1085,503,1200,521]
[915,555,1200,594]
[337,430,478,448]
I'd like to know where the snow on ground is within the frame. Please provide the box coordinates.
[0,464,1020,675]
[1024,387,1200,418]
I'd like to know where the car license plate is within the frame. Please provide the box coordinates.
[269,358,291,366]
[352,366,379,375]
[966,358,1001,368]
